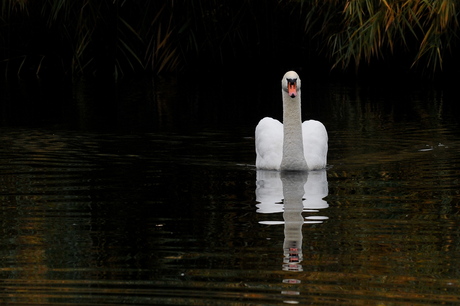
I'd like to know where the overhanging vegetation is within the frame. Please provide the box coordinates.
[1,0,458,77]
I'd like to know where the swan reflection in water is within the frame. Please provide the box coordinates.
[255,170,328,299]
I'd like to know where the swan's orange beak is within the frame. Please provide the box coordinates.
[288,81,297,98]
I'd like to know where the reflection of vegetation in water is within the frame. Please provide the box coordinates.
[1,1,459,76]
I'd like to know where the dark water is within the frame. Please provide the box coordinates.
[0,76,459,305]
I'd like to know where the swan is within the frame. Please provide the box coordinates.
[255,71,328,171]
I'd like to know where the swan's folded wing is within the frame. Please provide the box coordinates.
[255,117,283,170]
[302,120,328,170]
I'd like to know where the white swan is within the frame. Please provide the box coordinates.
[255,71,328,171]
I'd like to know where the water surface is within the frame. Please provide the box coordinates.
[0,76,459,304]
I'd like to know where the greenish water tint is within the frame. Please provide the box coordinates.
[0,76,459,304]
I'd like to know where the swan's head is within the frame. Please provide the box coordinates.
[282,71,301,98]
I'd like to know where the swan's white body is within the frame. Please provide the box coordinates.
[255,71,328,171]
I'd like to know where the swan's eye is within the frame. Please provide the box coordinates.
[286,78,297,85]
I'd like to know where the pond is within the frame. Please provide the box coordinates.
[0,74,459,304]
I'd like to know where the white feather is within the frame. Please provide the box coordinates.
[255,71,328,171]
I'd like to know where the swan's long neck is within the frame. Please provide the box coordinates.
[280,90,308,171]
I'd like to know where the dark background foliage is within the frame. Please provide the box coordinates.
[1,0,459,79]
